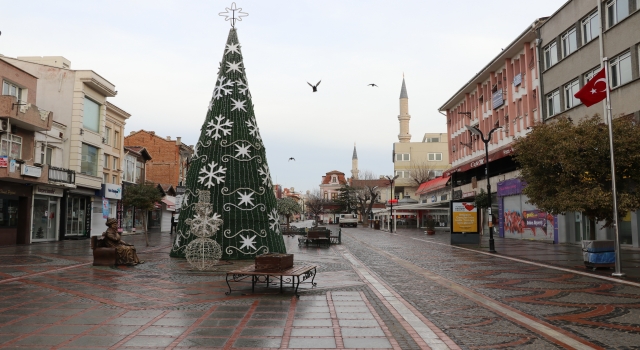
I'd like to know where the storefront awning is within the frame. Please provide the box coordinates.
[415,176,450,195]
[444,144,514,177]
[162,198,175,211]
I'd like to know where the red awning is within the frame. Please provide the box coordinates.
[444,144,515,177]
[387,199,398,204]
[162,198,175,211]
[416,176,450,195]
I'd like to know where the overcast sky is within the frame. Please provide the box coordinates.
[0,0,568,193]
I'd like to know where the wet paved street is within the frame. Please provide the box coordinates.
[0,225,639,349]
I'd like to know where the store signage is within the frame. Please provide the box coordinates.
[431,195,437,203]
[0,156,7,168]
[462,191,476,198]
[452,202,478,232]
[103,184,122,200]
[21,165,42,177]
[35,186,64,197]
[513,73,522,86]
[492,89,504,109]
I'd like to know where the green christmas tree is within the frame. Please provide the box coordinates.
[170,26,286,259]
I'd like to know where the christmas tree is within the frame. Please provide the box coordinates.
[170,20,286,259]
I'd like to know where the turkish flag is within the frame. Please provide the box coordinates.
[574,68,608,107]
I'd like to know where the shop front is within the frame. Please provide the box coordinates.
[31,185,63,242]
[0,181,31,246]
[64,188,94,239]
[101,183,121,221]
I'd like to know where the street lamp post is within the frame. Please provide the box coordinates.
[466,125,502,253]
[385,175,399,233]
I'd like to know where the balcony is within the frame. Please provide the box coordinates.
[48,166,76,185]
[0,159,49,185]
[0,95,53,132]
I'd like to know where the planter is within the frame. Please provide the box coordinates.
[425,229,435,235]
[255,253,293,271]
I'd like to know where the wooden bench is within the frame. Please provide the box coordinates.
[90,236,117,266]
[298,230,330,247]
[225,264,317,297]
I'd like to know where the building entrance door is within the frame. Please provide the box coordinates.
[32,195,58,241]
[66,196,87,237]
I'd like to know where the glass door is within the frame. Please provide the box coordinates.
[66,197,86,237]
[32,195,58,241]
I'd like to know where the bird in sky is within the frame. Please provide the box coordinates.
[307,80,321,92]
[288,157,295,161]
[367,83,378,87]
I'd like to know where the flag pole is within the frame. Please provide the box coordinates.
[597,0,607,124]
[603,56,624,277]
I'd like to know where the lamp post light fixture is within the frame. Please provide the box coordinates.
[465,124,502,253]
[385,175,400,233]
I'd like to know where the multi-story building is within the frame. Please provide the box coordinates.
[1,55,118,240]
[124,130,193,188]
[393,78,450,199]
[101,102,129,231]
[0,59,55,246]
[122,146,151,234]
[439,19,546,237]
[538,0,640,245]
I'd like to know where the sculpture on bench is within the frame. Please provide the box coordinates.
[100,218,143,266]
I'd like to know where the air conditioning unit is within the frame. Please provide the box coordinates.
[0,119,10,132]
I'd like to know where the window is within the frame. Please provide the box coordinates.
[582,11,600,44]
[0,198,19,227]
[434,170,443,177]
[103,154,109,168]
[331,193,337,200]
[426,137,440,143]
[124,155,136,182]
[564,79,581,109]
[1,134,22,159]
[561,28,577,58]
[81,143,98,176]
[83,97,100,133]
[39,144,53,165]
[428,153,442,161]
[113,157,118,170]
[546,90,561,117]
[103,173,108,184]
[584,67,601,83]
[544,42,558,69]
[610,51,632,88]
[394,170,410,178]
[607,0,632,28]
[114,131,120,148]
[135,160,144,183]
[331,175,338,183]
[395,153,410,161]
[104,126,111,145]
[2,80,23,102]
[112,175,117,184]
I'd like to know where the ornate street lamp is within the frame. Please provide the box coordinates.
[385,175,399,233]
[465,124,502,253]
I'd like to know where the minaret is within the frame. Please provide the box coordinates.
[398,76,411,142]
[351,143,359,180]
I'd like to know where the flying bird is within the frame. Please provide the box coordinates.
[307,80,321,92]
[288,157,295,161]
[367,83,378,87]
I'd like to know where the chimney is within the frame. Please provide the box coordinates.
[176,137,181,145]
[166,136,171,141]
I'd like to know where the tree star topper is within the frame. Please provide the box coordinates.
[219,2,248,28]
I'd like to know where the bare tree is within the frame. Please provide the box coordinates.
[351,170,384,225]
[305,190,327,226]
[409,160,436,186]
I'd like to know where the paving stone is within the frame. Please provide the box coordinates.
[233,337,282,348]
[177,336,228,347]
[188,327,235,337]
[240,327,284,336]
[124,335,176,347]
[288,337,336,348]
[65,335,125,347]
[292,319,333,327]
[290,327,335,336]
[343,337,393,348]
[138,326,188,336]
[38,325,95,335]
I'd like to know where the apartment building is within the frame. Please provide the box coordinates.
[538,0,640,245]
[1,55,117,239]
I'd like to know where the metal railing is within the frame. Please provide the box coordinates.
[48,166,75,184]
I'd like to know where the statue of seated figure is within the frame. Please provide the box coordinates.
[102,218,143,266]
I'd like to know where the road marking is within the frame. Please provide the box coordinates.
[411,237,640,288]
[339,249,455,349]
[348,237,601,350]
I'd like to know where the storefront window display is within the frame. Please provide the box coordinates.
[66,196,90,237]
[123,207,145,232]
[0,198,19,227]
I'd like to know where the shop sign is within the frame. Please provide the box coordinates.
[452,202,478,232]
[462,190,475,198]
[175,186,186,211]
[0,156,7,168]
[9,159,16,173]
[430,195,437,203]
[102,198,109,219]
[35,186,64,197]
[523,210,547,228]
[116,200,123,232]
[85,200,92,236]
[103,184,122,200]
[21,165,42,177]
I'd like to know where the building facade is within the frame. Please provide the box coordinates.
[122,146,152,234]
[538,0,640,245]
[124,130,193,188]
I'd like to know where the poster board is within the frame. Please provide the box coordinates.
[450,201,480,244]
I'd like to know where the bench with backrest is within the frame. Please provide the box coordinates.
[297,229,331,247]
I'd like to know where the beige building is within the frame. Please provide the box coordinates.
[0,55,119,238]
[103,102,129,220]
[392,77,450,199]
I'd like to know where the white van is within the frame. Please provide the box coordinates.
[339,213,358,227]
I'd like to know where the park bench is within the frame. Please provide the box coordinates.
[90,236,116,266]
[225,264,317,297]
[298,229,331,247]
